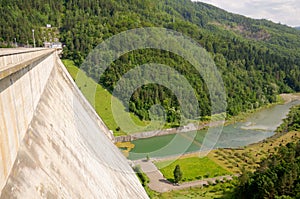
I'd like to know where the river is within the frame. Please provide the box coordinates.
[127,100,300,160]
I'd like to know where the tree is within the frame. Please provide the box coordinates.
[173,164,183,183]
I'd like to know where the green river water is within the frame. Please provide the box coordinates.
[127,100,300,160]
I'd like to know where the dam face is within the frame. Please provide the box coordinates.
[0,48,148,198]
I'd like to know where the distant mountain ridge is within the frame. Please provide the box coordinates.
[1,0,300,119]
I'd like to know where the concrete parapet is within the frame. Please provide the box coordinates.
[0,49,56,191]
[0,48,54,80]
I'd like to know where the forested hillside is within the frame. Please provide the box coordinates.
[235,141,300,198]
[1,0,300,123]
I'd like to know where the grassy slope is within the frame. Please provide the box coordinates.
[155,156,231,182]
[62,59,150,136]
[208,130,300,174]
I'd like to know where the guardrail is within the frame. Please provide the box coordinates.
[0,48,54,80]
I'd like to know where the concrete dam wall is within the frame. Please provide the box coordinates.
[0,48,148,198]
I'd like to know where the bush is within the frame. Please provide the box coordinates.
[133,165,149,187]
[204,173,209,178]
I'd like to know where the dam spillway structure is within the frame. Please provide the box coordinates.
[0,48,148,198]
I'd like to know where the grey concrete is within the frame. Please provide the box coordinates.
[0,49,56,189]
[0,49,148,198]
[0,48,53,79]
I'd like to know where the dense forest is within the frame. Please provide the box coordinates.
[1,0,300,124]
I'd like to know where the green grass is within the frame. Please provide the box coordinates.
[155,157,231,182]
[62,59,151,136]
[212,131,300,173]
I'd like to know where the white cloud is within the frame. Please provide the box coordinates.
[195,0,300,27]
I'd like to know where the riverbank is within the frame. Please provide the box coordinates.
[114,121,225,142]
[280,93,300,104]
[115,93,298,143]
[115,105,269,143]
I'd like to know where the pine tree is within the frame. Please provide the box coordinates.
[173,164,183,184]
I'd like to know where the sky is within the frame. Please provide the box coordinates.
[195,0,300,27]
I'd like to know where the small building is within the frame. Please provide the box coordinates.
[46,24,51,28]
[51,42,62,49]
[44,42,51,48]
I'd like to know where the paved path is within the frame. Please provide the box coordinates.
[134,159,237,193]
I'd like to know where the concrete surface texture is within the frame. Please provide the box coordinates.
[0,49,148,198]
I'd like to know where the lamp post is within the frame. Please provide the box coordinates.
[14,38,17,47]
[32,29,35,48]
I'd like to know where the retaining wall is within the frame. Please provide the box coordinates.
[114,123,199,142]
